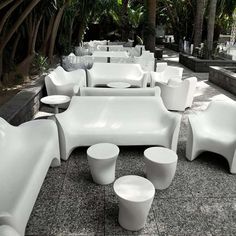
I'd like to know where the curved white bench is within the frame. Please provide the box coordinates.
[55,96,182,160]
[0,118,60,235]
[45,66,86,97]
[186,100,236,174]
[0,225,20,236]
[87,63,148,88]
[79,87,161,96]
[156,77,197,111]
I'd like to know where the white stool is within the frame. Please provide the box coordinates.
[87,143,119,185]
[113,175,155,231]
[144,147,178,189]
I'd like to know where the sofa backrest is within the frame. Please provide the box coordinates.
[80,87,161,96]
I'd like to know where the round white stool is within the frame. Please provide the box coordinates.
[144,147,178,190]
[113,175,155,231]
[87,143,119,185]
[107,82,131,88]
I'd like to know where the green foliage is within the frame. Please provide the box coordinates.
[31,54,48,75]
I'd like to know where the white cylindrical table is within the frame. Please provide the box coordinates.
[107,82,131,89]
[144,147,178,190]
[113,175,155,231]
[40,95,70,113]
[87,143,119,185]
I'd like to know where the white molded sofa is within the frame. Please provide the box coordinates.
[55,96,182,160]
[0,118,60,235]
[0,225,20,236]
[45,66,86,97]
[186,100,236,174]
[156,77,197,111]
[150,66,183,87]
[87,63,148,88]
[79,87,160,96]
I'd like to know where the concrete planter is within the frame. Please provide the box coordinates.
[179,53,236,72]
[209,66,236,96]
[0,76,46,125]
[164,43,179,52]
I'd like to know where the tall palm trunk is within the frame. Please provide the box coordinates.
[193,0,207,48]
[121,0,129,41]
[48,3,68,62]
[206,0,217,59]
[145,0,156,52]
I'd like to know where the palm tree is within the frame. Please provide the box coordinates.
[145,0,156,52]
[193,0,208,49]
[206,0,217,58]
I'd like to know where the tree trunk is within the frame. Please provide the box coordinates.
[145,0,156,52]
[0,0,24,34]
[0,0,15,10]
[193,0,207,48]
[206,0,217,59]
[48,4,67,62]
[121,0,129,41]
[11,33,21,61]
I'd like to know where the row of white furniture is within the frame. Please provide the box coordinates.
[0,118,60,235]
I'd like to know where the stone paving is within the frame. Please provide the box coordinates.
[26,48,236,236]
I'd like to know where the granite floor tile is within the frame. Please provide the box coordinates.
[51,194,105,235]
[25,198,58,235]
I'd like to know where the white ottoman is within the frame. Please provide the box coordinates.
[114,175,155,231]
[87,143,119,185]
[144,147,178,190]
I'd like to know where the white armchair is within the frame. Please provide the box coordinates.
[45,66,86,97]
[156,77,197,111]
[186,100,236,174]
[150,66,183,87]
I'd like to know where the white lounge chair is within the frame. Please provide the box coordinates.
[156,77,197,111]
[79,87,161,96]
[45,66,86,97]
[87,63,148,88]
[0,118,60,235]
[186,100,236,174]
[150,66,183,87]
[55,96,182,160]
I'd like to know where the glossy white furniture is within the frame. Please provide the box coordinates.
[0,118,60,235]
[107,82,131,88]
[114,175,155,231]
[41,95,71,113]
[97,45,124,51]
[87,63,148,88]
[144,147,178,189]
[150,66,183,87]
[156,62,168,72]
[156,77,198,111]
[79,87,161,96]
[186,100,236,174]
[87,143,119,185]
[45,66,86,97]
[0,225,20,236]
[55,96,181,160]
[92,51,129,58]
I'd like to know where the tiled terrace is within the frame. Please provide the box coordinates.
[26,48,236,236]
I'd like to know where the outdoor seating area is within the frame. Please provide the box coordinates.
[1,1,236,236]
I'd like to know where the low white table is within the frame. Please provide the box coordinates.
[40,95,70,114]
[87,143,119,185]
[107,82,131,89]
[144,147,178,189]
[113,175,155,231]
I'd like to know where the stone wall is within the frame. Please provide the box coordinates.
[179,53,236,72]
[209,66,236,96]
[0,76,46,125]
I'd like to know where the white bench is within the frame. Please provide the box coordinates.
[55,96,182,160]
[87,63,148,88]
[0,118,60,235]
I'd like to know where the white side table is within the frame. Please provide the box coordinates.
[144,147,178,190]
[40,95,70,114]
[87,143,119,185]
[107,82,131,89]
[114,175,155,231]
